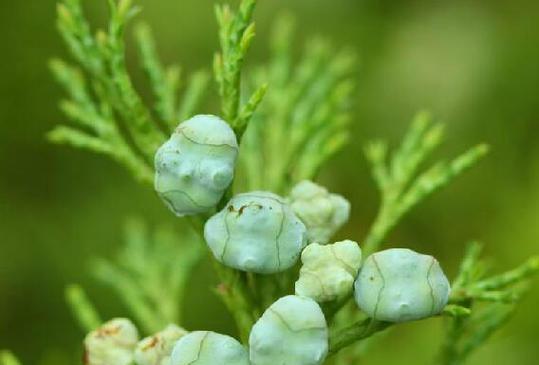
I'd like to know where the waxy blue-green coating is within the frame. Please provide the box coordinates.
[154,115,238,216]
[204,192,308,274]
[354,248,450,322]
[169,331,249,365]
[249,295,329,365]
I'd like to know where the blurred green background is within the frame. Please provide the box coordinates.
[1,0,538,364]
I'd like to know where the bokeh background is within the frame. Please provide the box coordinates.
[1,0,538,364]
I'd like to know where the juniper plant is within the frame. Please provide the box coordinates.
[2,1,537,365]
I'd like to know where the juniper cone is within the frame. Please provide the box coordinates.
[154,115,238,216]
[354,248,451,322]
[170,331,250,365]
[204,191,307,274]
[249,295,329,365]
[83,318,139,365]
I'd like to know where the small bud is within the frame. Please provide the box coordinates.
[204,192,307,274]
[170,331,249,365]
[84,318,139,365]
[354,248,451,322]
[249,295,328,365]
[134,324,187,365]
[155,115,238,216]
[295,240,362,302]
[57,4,74,27]
[288,180,350,244]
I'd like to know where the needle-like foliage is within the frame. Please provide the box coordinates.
[363,112,489,255]
[65,219,204,337]
[90,219,204,335]
[438,242,539,365]
[214,0,266,137]
[65,284,102,333]
[240,15,356,194]
[0,351,22,365]
[51,0,209,184]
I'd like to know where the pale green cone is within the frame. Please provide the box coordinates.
[170,331,249,365]
[249,295,329,365]
[354,248,451,322]
[134,324,187,365]
[83,318,139,365]
[295,240,362,302]
[204,191,307,274]
[289,180,350,244]
[155,115,238,216]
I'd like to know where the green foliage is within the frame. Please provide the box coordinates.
[438,243,539,365]
[327,116,489,364]
[363,112,489,255]
[135,24,210,129]
[90,219,203,335]
[0,351,22,365]
[213,0,266,136]
[240,15,356,193]
[65,284,102,333]
[64,219,203,337]
[51,0,209,184]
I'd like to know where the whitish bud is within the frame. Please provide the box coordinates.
[295,240,362,302]
[289,180,350,244]
[249,295,328,365]
[354,248,451,322]
[84,318,139,365]
[155,115,238,216]
[170,331,249,365]
[134,324,187,365]
[204,192,307,274]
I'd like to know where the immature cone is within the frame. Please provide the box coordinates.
[170,331,249,365]
[204,191,308,274]
[84,318,139,365]
[154,115,238,216]
[289,180,351,244]
[134,324,187,365]
[295,240,362,302]
[249,295,329,365]
[354,248,451,322]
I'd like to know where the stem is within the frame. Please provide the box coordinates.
[212,263,258,342]
[186,214,257,343]
[363,201,398,256]
[328,318,392,356]
[437,316,465,365]
[474,256,539,291]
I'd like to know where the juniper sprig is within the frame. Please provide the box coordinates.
[19,1,536,365]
